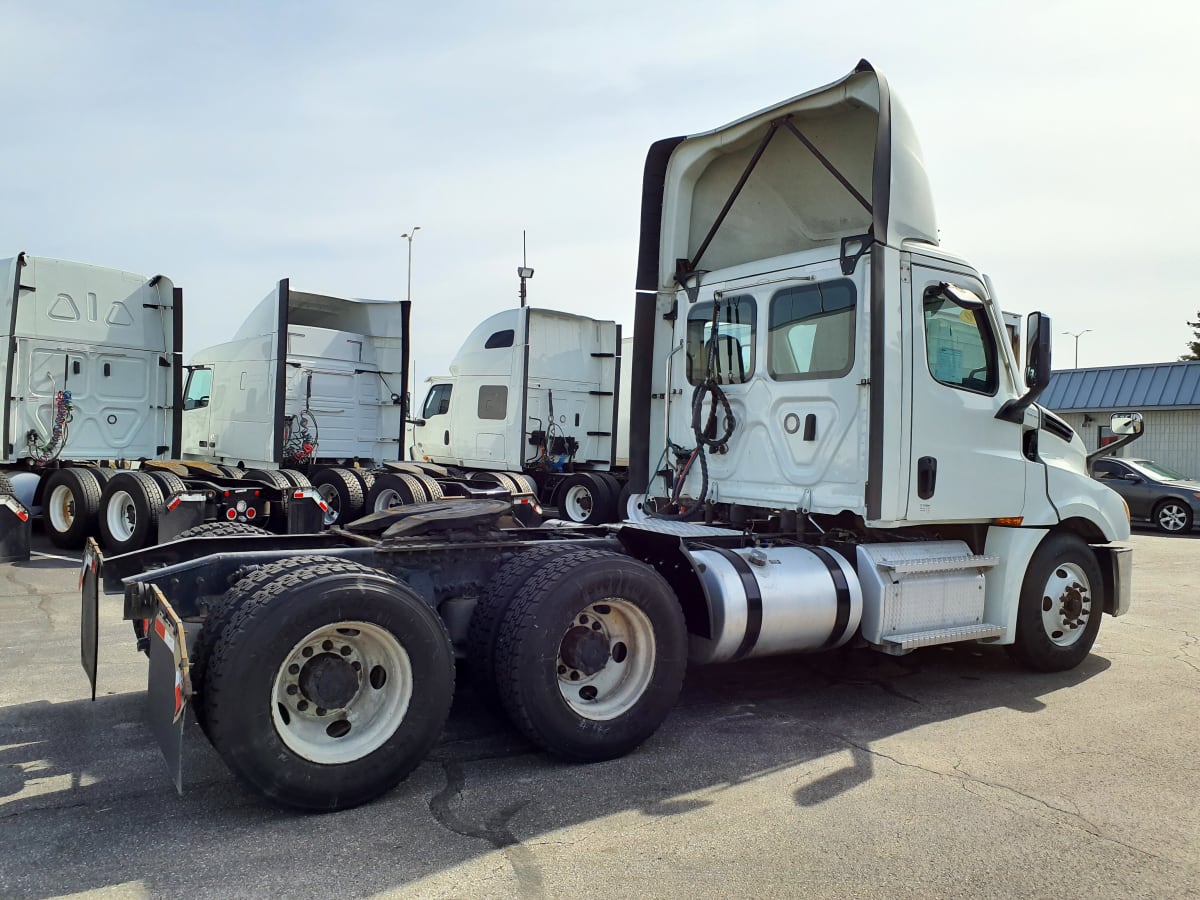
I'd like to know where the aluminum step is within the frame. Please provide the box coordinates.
[880,623,1006,650]
[876,554,999,576]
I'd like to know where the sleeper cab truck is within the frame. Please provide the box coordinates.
[410,307,633,525]
[0,255,328,556]
[176,278,453,529]
[81,60,1134,812]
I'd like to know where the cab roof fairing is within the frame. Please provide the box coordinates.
[642,60,938,294]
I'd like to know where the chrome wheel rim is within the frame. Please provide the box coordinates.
[1039,562,1093,647]
[556,599,655,721]
[271,620,413,764]
[1158,504,1188,532]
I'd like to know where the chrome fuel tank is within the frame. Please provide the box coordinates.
[689,546,862,663]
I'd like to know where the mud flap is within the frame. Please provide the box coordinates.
[0,494,32,563]
[157,492,208,542]
[146,587,192,795]
[286,487,327,533]
[80,538,103,700]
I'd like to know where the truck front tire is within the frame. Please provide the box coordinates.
[204,557,455,811]
[1009,531,1104,672]
[492,550,687,762]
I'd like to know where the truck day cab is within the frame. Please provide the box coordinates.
[81,60,1137,812]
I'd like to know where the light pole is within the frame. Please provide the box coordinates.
[1061,329,1092,368]
[401,226,421,303]
[517,230,533,307]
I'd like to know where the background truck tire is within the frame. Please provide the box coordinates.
[311,468,366,526]
[175,521,271,539]
[367,472,426,513]
[0,472,15,496]
[204,556,455,811]
[98,471,164,553]
[146,469,187,498]
[1009,531,1105,673]
[42,468,103,549]
[243,469,292,530]
[278,469,312,489]
[492,550,687,762]
[556,473,615,525]
[467,543,604,701]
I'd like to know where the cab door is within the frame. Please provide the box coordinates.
[412,382,454,463]
[906,262,1029,521]
[179,366,214,457]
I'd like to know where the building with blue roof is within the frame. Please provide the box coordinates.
[1043,361,1200,476]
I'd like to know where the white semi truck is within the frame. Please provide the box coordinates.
[406,307,1013,526]
[82,60,1137,813]
[409,308,632,524]
[0,257,415,554]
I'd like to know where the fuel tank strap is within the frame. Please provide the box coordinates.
[809,547,853,649]
[709,548,762,660]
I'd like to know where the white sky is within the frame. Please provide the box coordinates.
[2,1,1195,391]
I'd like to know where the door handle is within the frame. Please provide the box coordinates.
[917,456,937,499]
[443,430,449,446]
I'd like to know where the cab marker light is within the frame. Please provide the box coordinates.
[993,516,1023,526]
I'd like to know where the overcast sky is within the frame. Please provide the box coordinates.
[2,1,1195,391]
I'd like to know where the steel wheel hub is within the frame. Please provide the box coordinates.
[1040,563,1092,647]
[48,485,76,532]
[271,620,413,764]
[316,484,341,525]
[556,599,655,721]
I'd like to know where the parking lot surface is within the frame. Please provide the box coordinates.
[1,529,1197,899]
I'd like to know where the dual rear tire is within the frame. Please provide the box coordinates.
[472,548,687,762]
[200,556,455,811]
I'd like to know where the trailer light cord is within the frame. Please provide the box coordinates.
[28,386,73,465]
[649,302,736,520]
[283,408,319,464]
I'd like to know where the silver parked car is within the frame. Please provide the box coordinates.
[1092,457,1200,533]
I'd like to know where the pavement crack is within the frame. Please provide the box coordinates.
[428,760,545,899]
[824,733,1163,862]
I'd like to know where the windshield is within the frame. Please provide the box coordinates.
[1130,460,1189,481]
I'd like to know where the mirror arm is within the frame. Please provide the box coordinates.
[1086,428,1145,467]
[996,381,1049,424]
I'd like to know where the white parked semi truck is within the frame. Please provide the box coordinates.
[0,256,414,554]
[409,308,632,524]
[82,60,1137,812]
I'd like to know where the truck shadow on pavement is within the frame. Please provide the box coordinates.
[0,643,1110,898]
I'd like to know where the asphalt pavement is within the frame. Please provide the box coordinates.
[0,527,1197,899]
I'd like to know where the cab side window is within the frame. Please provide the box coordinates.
[183,367,212,411]
[768,280,856,380]
[686,296,755,385]
[922,286,998,395]
[422,383,453,418]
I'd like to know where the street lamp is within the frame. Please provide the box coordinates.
[1061,329,1092,368]
[401,226,421,303]
[517,266,534,307]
